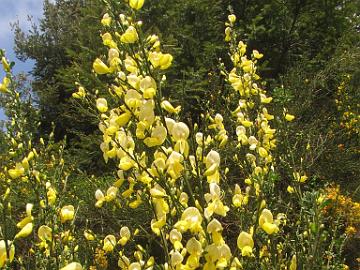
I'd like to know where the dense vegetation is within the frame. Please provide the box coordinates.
[0,0,359,269]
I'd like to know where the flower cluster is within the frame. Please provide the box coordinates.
[0,50,81,269]
[335,75,360,136]
[323,185,360,236]
[0,1,352,269]
[86,4,296,269]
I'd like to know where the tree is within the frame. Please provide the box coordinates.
[13,0,360,175]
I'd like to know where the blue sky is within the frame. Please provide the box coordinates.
[0,0,45,121]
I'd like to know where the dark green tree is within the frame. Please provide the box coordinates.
[13,0,360,175]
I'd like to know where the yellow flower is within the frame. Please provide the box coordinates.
[101,13,111,26]
[293,172,308,183]
[204,150,221,183]
[0,77,10,93]
[120,26,139,43]
[253,50,264,59]
[161,100,181,114]
[258,147,268,158]
[232,184,245,207]
[170,250,183,267]
[259,209,279,235]
[140,76,157,99]
[207,218,224,245]
[166,151,184,179]
[118,226,131,246]
[144,125,167,147]
[105,186,118,202]
[72,86,86,99]
[60,205,75,223]
[285,113,295,122]
[129,0,145,10]
[260,94,272,103]
[38,225,52,241]
[119,156,136,171]
[15,222,33,239]
[241,120,253,127]
[171,122,189,141]
[149,52,173,69]
[175,207,203,233]
[186,237,203,255]
[16,203,34,228]
[204,183,230,219]
[8,163,25,179]
[102,33,117,48]
[237,231,254,257]
[151,215,166,235]
[60,262,83,270]
[169,229,183,250]
[84,230,96,241]
[129,262,142,270]
[103,235,116,252]
[0,240,15,267]
[225,27,231,42]
[228,14,236,24]
[47,186,57,206]
[93,58,111,74]
[171,122,190,156]
[1,57,10,72]
[289,255,297,270]
[95,189,105,207]
[96,98,108,113]
[204,243,232,266]
[287,186,295,194]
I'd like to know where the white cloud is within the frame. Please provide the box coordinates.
[0,0,45,43]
